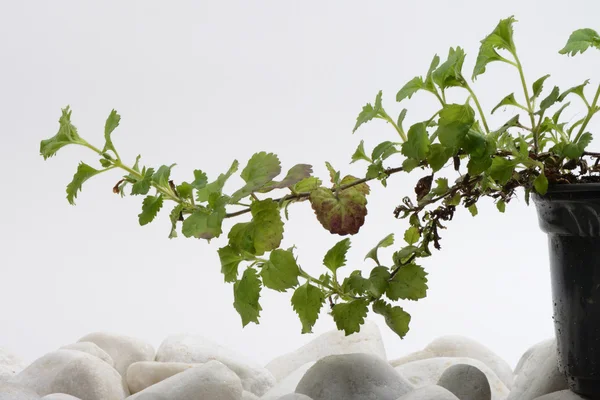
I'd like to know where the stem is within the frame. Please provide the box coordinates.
[512,53,538,152]
[574,83,600,144]
[379,110,407,142]
[464,83,490,134]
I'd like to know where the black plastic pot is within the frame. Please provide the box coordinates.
[534,183,600,398]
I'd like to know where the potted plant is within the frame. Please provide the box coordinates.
[40,17,600,397]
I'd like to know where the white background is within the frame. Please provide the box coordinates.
[1,0,599,368]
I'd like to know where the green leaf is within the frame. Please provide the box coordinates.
[66,162,102,205]
[467,155,493,176]
[431,178,449,195]
[251,199,284,255]
[468,204,478,216]
[310,182,369,236]
[323,238,351,273]
[260,249,300,292]
[558,80,590,102]
[138,195,164,226]
[233,268,262,327]
[436,104,476,149]
[532,75,551,100]
[291,282,325,334]
[403,226,421,245]
[231,152,281,201]
[368,267,391,297]
[293,177,322,193]
[397,109,408,130]
[351,140,372,164]
[553,102,571,124]
[386,263,428,301]
[331,299,369,335]
[218,245,244,283]
[489,157,516,184]
[396,77,424,102]
[473,16,517,79]
[131,167,154,196]
[152,164,175,188]
[372,141,400,161]
[191,170,208,189]
[260,164,314,192]
[564,132,593,159]
[496,200,506,213]
[168,204,184,239]
[537,86,560,115]
[534,173,548,195]
[491,93,523,114]
[559,28,600,56]
[373,299,411,339]
[103,109,121,155]
[176,182,194,200]
[40,107,83,159]
[181,208,225,240]
[325,162,340,185]
[342,271,370,296]
[364,233,395,265]
[196,160,239,202]
[402,123,430,161]
[427,144,452,172]
[424,55,441,92]
[432,47,466,89]
[353,91,383,133]
[402,158,420,173]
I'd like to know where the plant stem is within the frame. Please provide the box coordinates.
[574,83,600,143]
[512,53,538,152]
[464,83,490,134]
[379,111,407,141]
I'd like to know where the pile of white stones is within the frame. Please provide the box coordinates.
[0,321,584,400]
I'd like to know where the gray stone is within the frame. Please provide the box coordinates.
[9,349,128,399]
[437,364,491,400]
[532,390,587,399]
[507,339,567,400]
[0,382,39,400]
[242,391,259,399]
[60,342,114,367]
[395,357,508,400]
[266,321,386,382]
[277,394,313,400]
[78,332,155,377]
[396,386,460,400]
[260,363,314,400]
[126,361,199,394]
[156,334,274,396]
[41,395,82,400]
[0,348,26,381]
[127,360,243,400]
[296,353,413,400]
[514,339,553,377]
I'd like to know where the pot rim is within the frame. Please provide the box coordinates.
[546,182,600,193]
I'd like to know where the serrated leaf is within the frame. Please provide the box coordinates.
[424,55,440,92]
[323,238,351,273]
[233,268,262,327]
[386,263,428,301]
[310,185,368,236]
[251,199,284,255]
[532,75,551,100]
[103,109,121,154]
[564,132,593,159]
[472,16,517,80]
[260,249,300,292]
[331,299,369,335]
[293,177,322,193]
[291,282,325,334]
[489,157,516,185]
[427,144,452,172]
[40,107,83,159]
[131,167,154,196]
[468,204,478,216]
[402,123,430,161]
[364,233,395,265]
[168,204,184,239]
[181,207,225,240]
[403,226,420,245]
[402,158,420,173]
[218,245,244,282]
[342,271,370,296]
[431,178,449,195]
[558,80,590,102]
[491,93,522,114]
[534,173,548,195]
[559,28,600,56]
[353,91,383,133]
[196,160,239,202]
[152,164,175,188]
[351,140,372,164]
[537,86,560,115]
[432,47,466,89]
[230,152,281,201]
[396,76,424,102]
[66,162,102,205]
[373,299,411,339]
[372,141,400,161]
[472,44,505,80]
[325,161,340,185]
[191,170,208,189]
[368,266,391,297]
[260,164,313,192]
[139,195,164,226]
[436,104,476,149]
[176,182,194,199]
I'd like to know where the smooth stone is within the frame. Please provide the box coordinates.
[437,364,491,400]
[266,321,386,382]
[396,386,460,400]
[0,382,40,400]
[514,339,554,377]
[9,349,128,399]
[156,334,274,396]
[60,342,114,367]
[260,363,315,400]
[0,348,26,381]
[395,357,508,400]
[78,332,155,377]
[507,339,567,400]
[127,360,243,400]
[277,395,314,400]
[533,390,588,399]
[127,361,198,394]
[296,353,413,400]
[391,335,513,389]
[242,391,259,399]
[41,395,82,400]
